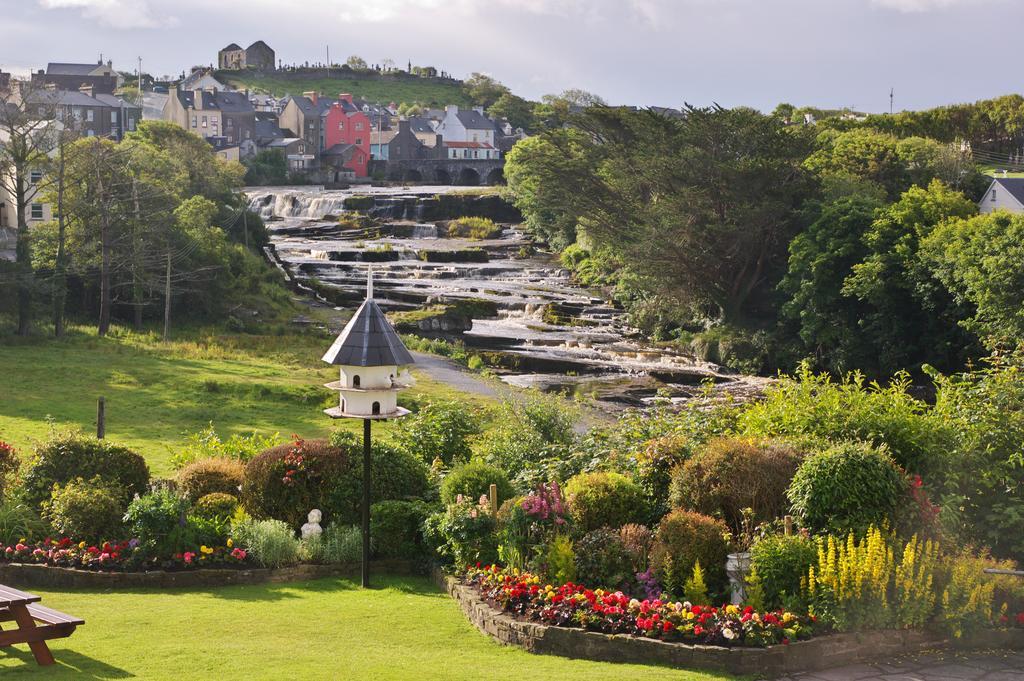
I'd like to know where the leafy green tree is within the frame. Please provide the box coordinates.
[804,128,909,198]
[780,194,884,371]
[243,149,287,186]
[844,181,979,372]
[487,93,535,132]
[922,210,1024,348]
[462,73,508,108]
[345,55,368,70]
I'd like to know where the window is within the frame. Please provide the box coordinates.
[244,130,250,139]
[128,118,135,131]
[299,144,305,153]
[191,116,197,128]
[30,204,43,220]
[991,189,997,202]
[201,116,207,128]
[355,122,364,131]
[226,117,234,128]
[338,121,345,130]
[86,109,94,122]
[355,138,362,146]
[111,110,118,124]
[86,130,94,137]
[227,135,233,143]
[30,170,43,185]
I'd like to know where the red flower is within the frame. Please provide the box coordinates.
[693,625,704,636]
[662,621,674,633]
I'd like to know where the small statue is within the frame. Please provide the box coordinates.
[301,509,323,540]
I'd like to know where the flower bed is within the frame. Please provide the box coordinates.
[1,538,251,572]
[464,564,815,647]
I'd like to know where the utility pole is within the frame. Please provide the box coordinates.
[326,45,330,76]
[890,88,894,115]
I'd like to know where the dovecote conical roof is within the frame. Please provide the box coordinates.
[321,270,415,367]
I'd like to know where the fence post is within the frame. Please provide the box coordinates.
[784,515,793,536]
[489,483,498,514]
[96,397,105,439]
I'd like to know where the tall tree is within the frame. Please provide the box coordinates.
[0,82,58,334]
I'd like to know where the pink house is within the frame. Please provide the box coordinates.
[324,93,372,177]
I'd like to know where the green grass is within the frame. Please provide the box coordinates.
[0,575,733,680]
[0,325,493,477]
[222,72,471,107]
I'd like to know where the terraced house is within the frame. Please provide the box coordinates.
[163,87,257,153]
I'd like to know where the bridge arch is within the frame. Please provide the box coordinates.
[485,167,505,186]
[433,168,453,184]
[457,167,481,186]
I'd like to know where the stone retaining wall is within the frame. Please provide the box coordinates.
[441,574,1024,676]
[0,560,412,590]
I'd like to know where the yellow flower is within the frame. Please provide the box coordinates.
[226,538,233,548]
[79,541,86,549]
[200,545,214,555]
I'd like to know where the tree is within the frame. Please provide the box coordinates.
[462,73,508,109]
[779,194,884,371]
[345,55,368,70]
[0,82,58,334]
[844,180,979,372]
[243,149,287,186]
[487,93,535,132]
[507,105,812,324]
[532,89,607,129]
[923,210,1024,349]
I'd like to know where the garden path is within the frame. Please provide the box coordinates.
[774,649,1023,681]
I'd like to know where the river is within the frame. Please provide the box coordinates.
[247,185,767,412]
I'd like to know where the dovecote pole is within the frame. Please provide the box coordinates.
[322,267,415,587]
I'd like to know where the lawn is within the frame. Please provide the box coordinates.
[222,72,471,107]
[0,325,493,477]
[0,575,734,680]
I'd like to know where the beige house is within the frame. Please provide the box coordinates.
[979,176,1024,214]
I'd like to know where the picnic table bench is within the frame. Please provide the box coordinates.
[0,584,84,666]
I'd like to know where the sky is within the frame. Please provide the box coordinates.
[0,0,1019,113]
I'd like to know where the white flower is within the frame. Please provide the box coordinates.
[683,601,692,609]
[722,627,736,640]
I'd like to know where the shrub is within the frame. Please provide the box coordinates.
[242,437,354,528]
[684,561,710,605]
[564,472,647,533]
[574,528,634,590]
[193,492,239,522]
[44,476,126,542]
[619,523,654,572]
[170,424,281,469]
[177,458,244,502]
[302,523,362,564]
[23,431,149,508]
[393,400,482,466]
[423,497,497,566]
[123,489,192,555]
[634,434,692,515]
[0,441,18,502]
[651,510,730,596]
[230,517,300,569]
[750,533,818,609]
[446,217,503,240]
[539,534,576,585]
[670,437,803,531]
[739,366,951,477]
[329,432,432,521]
[370,499,434,560]
[440,462,514,507]
[787,441,907,535]
[243,437,343,526]
[0,500,47,544]
[472,394,577,485]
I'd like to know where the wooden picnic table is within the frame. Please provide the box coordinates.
[0,584,84,666]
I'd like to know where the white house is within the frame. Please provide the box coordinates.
[437,105,497,147]
[979,176,1024,214]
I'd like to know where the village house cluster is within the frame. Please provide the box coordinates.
[161,41,524,185]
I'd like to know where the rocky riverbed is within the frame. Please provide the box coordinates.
[248,185,770,412]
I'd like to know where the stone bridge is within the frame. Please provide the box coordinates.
[374,158,506,186]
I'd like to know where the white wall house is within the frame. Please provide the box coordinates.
[979,176,1024,214]
[436,105,496,148]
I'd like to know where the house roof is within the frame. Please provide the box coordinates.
[93,93,138,109]
[46,62,104,76]
[444,141,495,149]
[255,113,285,140]
[407,116,436,134]
[455,108,494,130]
[221,43,243,52]
[323,143,356,157]
[247,40,272,51]
[990,177,1024,206]
[322,297,415,367]
[27,89,102,107]
[266,137,302,147]
[288,95,334,117]
[180,89,254,114]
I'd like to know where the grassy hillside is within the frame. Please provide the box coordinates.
[221,71,471,107]
[0,325,493,476]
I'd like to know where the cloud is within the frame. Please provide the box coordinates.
[869,0,996,12]
[38,0,170,29]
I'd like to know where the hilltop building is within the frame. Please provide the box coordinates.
[218,41,275,71]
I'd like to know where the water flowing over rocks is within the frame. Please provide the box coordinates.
[248,185,769,411]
